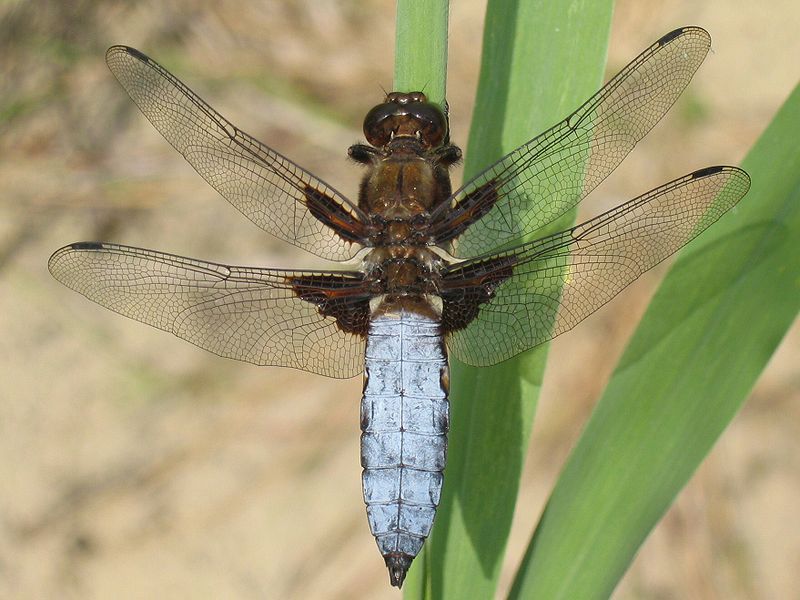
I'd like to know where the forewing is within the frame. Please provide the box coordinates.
[48,243,369,378]
[442,166,750,366]
[105,46,367,261]
[432,27,712,257]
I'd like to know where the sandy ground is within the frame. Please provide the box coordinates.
[1,0,798,598]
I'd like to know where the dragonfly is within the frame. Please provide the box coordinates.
[49,26,749,587]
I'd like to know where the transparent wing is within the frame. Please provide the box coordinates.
[48,243,370,378]
[442,166,750,366]
[106,46,368,261]
[431,26,713,258]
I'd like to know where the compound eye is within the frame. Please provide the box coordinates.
[363,95,448,148]
[407,102,447,147]
[363,102,399,147]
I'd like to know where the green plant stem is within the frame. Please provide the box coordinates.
[402,1,613,597]
[394,0,449,109]
[511,83,800,599]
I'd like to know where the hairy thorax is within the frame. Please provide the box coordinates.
[357,143,454,298]
[362,156,440,218]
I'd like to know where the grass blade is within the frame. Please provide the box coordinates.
[510,83,800,599]
[394,0,449,108]
[391,1,449,593]
[406,2,614,597]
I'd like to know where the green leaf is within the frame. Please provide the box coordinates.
[399,1,614,597]
[510,83,800,599]
[392,2,448,592]
[394,0,449,109]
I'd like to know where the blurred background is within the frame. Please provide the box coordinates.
[1,0,798,598]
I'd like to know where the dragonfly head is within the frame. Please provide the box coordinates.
[363,91,448,149]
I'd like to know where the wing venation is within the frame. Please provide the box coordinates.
[49,242,368,378]
[443,165,750,366]
[106,45,367,261]
[433,27,712,258]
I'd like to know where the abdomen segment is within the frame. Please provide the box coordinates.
[360,301,449,587]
